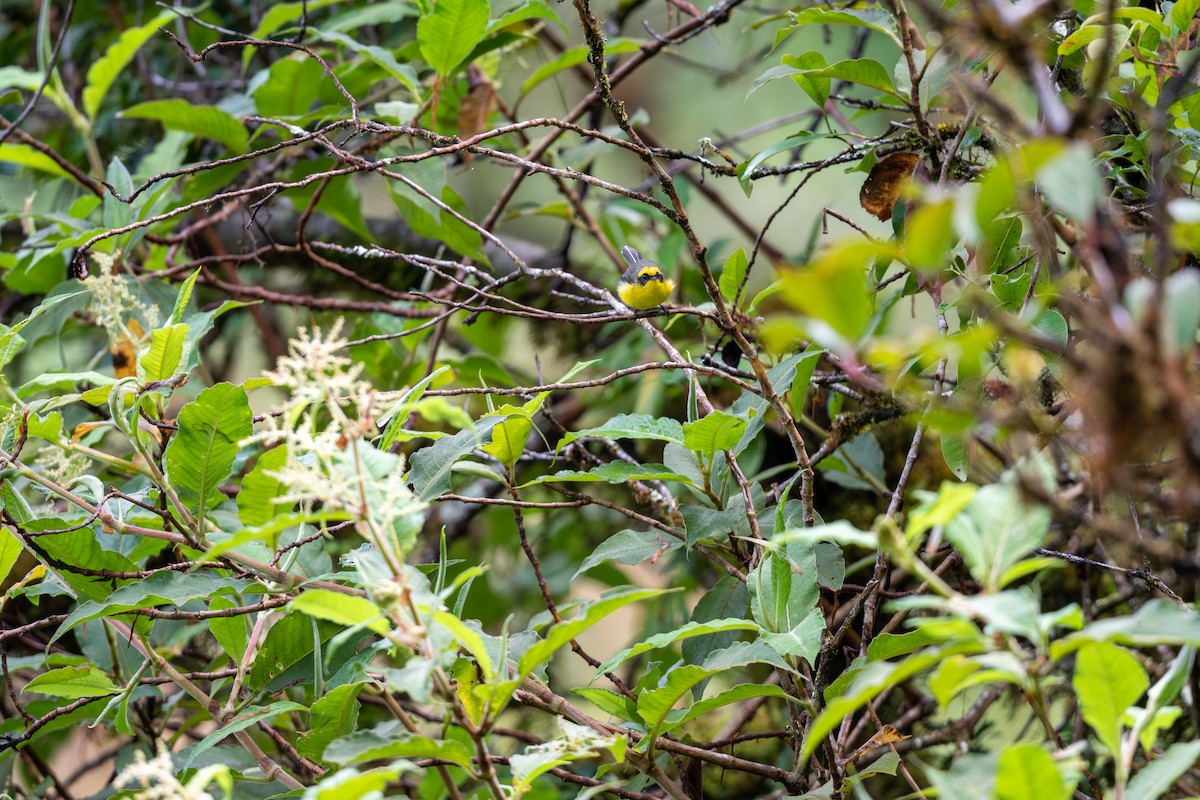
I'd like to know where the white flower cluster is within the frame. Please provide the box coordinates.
[113,745,216,800]
[84,259,159,343]
[243,319,423,565]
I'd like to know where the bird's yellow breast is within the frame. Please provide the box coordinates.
[618,267,674,309]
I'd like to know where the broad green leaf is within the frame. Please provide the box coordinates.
[250,0,343,39]
[780,241,886,344]
[1172,0,1200,33]
[683,411,748,457]
[523,462,695,488]
[298,682,366,760]
[291,589,390,636]
[682,576,749,669]
[905,482,977,540]
[1074,641,1148,758]
[237,446,290,528]
[519,587,672,678]
[83,10,174,121]
[806,58,898,97]
[521,39,640,95]
[207,596,248,664]
[511,719,626,794]
[385,155,489,264]
[942,482,1050,591]
[780,6,900,46]
[1125,740,1200,800]
[572,688,640,722]
[315,29,421,101]
[248,614,343,692]
[481,413,531,469]
[940,431,971,481]
[719,248,749,303]
[0,143,70,177]
[138,324,189,383]
[253,56,323,117]
[556,413,685,451]
[995,743,1070,800]
[781,52,830,109]
[180,701,308,770]
[120,100,248,152]
[595,618,761,675]
[54,571,254,642]
[323,729,474,770]
[0,527,23,586]
[1036,143,1103,223]
[662,683,791,731]
[408,416,500,500]
[432,610,496,681]
[903,200,955,271]
[164,383,253,521]
[573,529,683,580]
[24,665,120,699]
[417,0,489,77]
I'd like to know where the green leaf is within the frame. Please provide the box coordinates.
[1125,740,1200,800]
[248,614,342,692]
[237,446,290,528]
[408,416,500,501]
[780,241,886,344]
[808,58,898,97]
[511,719,626,793]
[417,0,489,77]
[683,411,748,457]
[180,701,308,771]
[521,39,640,95]
[0,143,70,177]
[780,6,900,47]
[298,682,366,760]
[170,269,202,324]
[782,51,831,109]
[662,683,791,731]
[995,743,1070,800]
[24,665,121,699]
[82,10,174,121]
[595,618,761,675]
[573,529,682,580]
[385,154,489,264]
[315,29,421,101]
[54,571,254,642]
[138,324,189,383]
[163,383,253,521]
[120,99,248,153]
[253,56,324,117]
[903,200,956,271]
[1036,143,1103,223]
[323,729,475,770]
[519,587,672,678]
[0,527,23,587]
[481,413,531,469]
[523,462,695,488]
[905,483,977,540]
[291,589,390,636]
[1074,641,1148,757]
[942,483,1050,591]
[1172,0,1200,34]
[207,596,248,664]
[719,248,749,304]
[556,413,685,451]
[940,432,971,481]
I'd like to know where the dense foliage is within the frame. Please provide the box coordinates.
[2,1,1200,798]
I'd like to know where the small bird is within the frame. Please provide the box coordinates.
[616,246,675,310]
